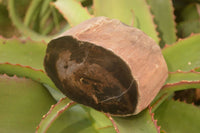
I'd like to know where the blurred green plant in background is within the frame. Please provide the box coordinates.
[0,0,200,132]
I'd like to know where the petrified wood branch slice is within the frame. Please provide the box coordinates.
[44,17,168,116]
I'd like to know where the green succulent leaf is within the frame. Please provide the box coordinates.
[0,74,56,132]
[40,0,52,19]
[37,94,160,133]
[147,0,177,46]
[166,71,200,84]
[24,0,43,27]
[152,71,200,110]
[177,20,200,38]
[7,0,52,41]
[0,63,51,86]
[52,0,92,27]
[162,34,200,72]
[0,63,64,100]
[0,37,46,70]
[180,3,200,21]
[160,71,200,97]
[93,0,159,43]
[113,108,159,133]
[86,109,116,133]
[36,98,101,133]
[0,4,19,37]
[155,99,200,133]
[0,37,64,99]
[177,3,200,38]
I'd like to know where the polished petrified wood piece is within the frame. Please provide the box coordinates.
[44,17,168,116]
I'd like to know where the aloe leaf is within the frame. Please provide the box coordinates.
[69,107,160,133]
[51,5,60,31]
[39,0,67,35]
[7,0,52,41]
[39,8,52,33]
[40,0,52,18]
[177,20,200,38]
[93,0,159,43]
[0,4,19,37]
[177,3,200,38]
[86,109,116,133]
[0,63,50,85]
[113,108,159,133]
[155,99,200,133]
[162,34,200,72]
[36,98,98,133]
[166,71,200,84]
[152,71,200,110]
[161,71,200,95]
[180,3,200,21]
[0,37,46,70]
[52,0,92,27]
[43,83,66,101]
[0,63,64,99]
[0,74,56,132]
[0,37,65,100]
[147,0,177,46]
[24,0,43,26]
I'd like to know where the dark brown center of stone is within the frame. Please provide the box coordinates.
[44,36,138,116]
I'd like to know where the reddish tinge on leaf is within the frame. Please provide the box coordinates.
[44,17,168,116]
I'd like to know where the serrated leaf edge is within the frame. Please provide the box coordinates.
[163,70,200,89]
[162,33,200,50]
[164,81,200,89]
[51,0,93,27]
[36,97,74,133]
[168,0,177,43]
[172,99,200,112]
[148,106,161,133]
[0,73,26,79]
[152,70,200,112]
[0,62,60,98]
[168,69,200,74]
[0,62,45,72]
[146,0,177,46]
[145,0,160,43]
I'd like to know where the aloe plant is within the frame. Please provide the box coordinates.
[0,0,200,132]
